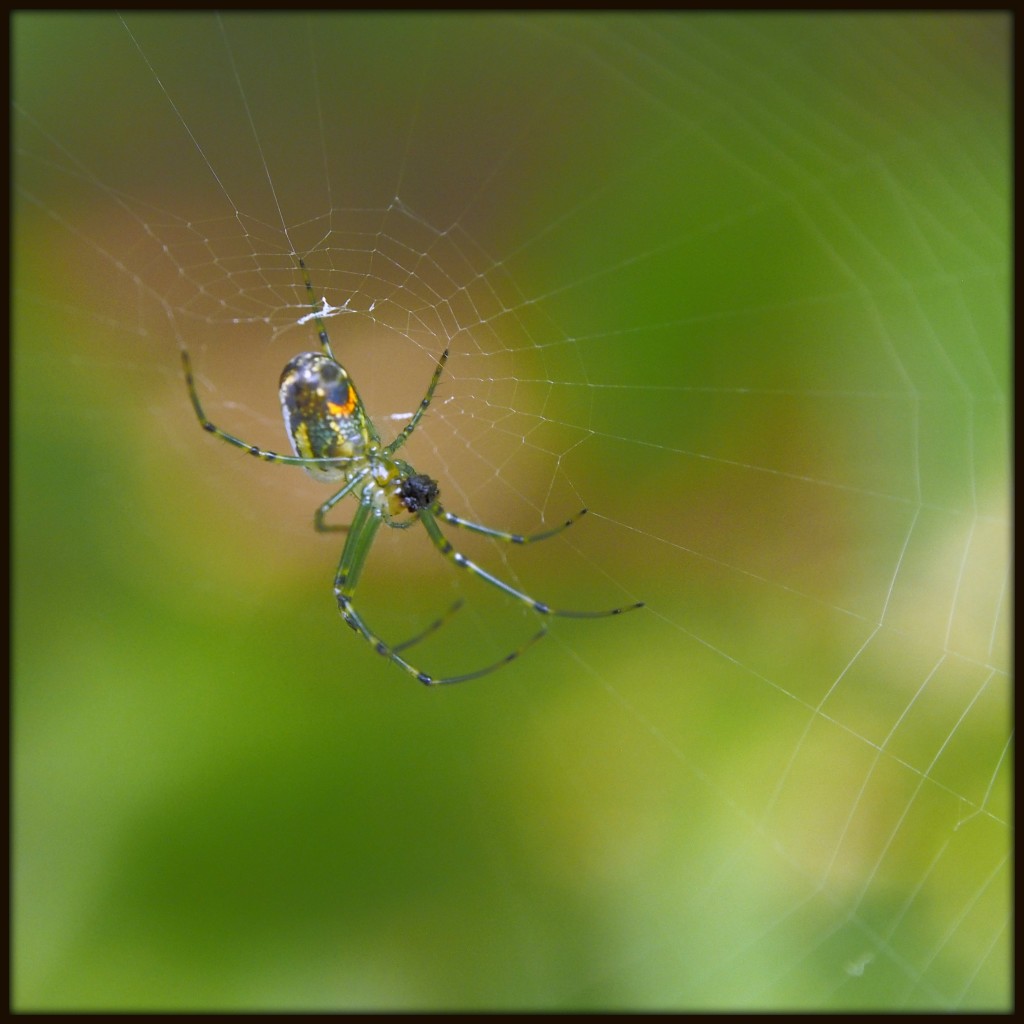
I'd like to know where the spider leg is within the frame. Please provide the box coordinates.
[334,503,547,685]
[384,348,449,456]
[296,256,384,444]
[314,470,371,532]
[437,505,588,544]
[418,509,644,618]
[421,624,548,685]
[391,598,464,653]
[182,349,354,471]
[297,257,339,362]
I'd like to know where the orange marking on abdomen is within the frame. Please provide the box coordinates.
[327,386,357,417]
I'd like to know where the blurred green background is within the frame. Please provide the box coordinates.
[13,13,1009,1010]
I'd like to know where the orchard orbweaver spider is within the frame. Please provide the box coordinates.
[182,258,643,684]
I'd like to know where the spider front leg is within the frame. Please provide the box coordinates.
[391,598,465,654]
[334,503,546,685]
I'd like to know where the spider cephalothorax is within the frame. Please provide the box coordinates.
[182,257,643,684]
[399,474,439,514]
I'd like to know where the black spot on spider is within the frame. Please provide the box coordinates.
[319,361,341,383]
[399,473,439,513]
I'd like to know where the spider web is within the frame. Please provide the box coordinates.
[12,12,1010,1011]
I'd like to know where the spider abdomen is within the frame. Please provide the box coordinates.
[280,351,370,481]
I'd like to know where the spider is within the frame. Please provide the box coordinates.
[181,258,643,685]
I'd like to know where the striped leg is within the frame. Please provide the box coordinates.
[333,504,548,685]
[418,509,644,618]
